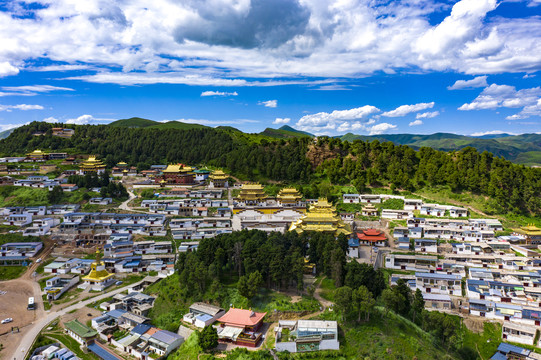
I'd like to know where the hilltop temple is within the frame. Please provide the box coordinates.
[82,250,114,291]
[289,198,352,236]
[155,164,195,185]
[236,183,268,206]
[277,188,304,207]
[78,156,106,175]
[208,170,229,188]
[26,149,49,161]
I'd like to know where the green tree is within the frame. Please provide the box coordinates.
[47,185,64,204]
[198,325,218,352]
[237,271,263,299]
[412,288,425,324]
[352,285,375,322]
[334,286,353,320]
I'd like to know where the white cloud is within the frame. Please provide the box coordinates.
[0,62,19,77]
[416,111,440,119]
[200,91,238,97]
[0,104,44,111]
[470,130,514,136]
[273,117,290,125]
[259,100,277,108]
[66,114,94,125]
[523,74,536,79]
[295,105,380,134]
[42,117,59,123]
[0,122,28,132]
[0,0,536,87]
[382,102,435,117]
[409,119,423,126]
[448,76,488,90]
[459,84,541,119]
[368,123,397,135]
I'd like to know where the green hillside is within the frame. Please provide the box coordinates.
[148,121,208,130]
[340,132,541,166]
[108,117,158,127]
[259,125,314,139]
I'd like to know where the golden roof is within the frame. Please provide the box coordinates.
[277,188,302,201]
[80,156,106,168]
[163,164,194,173]
[117,161,128,166]
[241,183,265,191]
[27,149,47,156]
[289,198,351,236]
[82,250,113,283]
[209,170,228,180]
[516,224,541,236]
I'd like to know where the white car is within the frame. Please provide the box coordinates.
[1,318,13,324]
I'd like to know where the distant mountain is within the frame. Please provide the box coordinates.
[108,117,158,128]
[108,117,208,131]
[472,133,514,139]
[340,132,541,166]
[279,125,314,137]
[259,125,314,139]
[0,129,15,140]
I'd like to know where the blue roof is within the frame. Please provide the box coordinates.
[415,272,461,280]
[348,238,359,247]
[106,309,127,319]
[88,343,123,360]
[496,342,530,356]
[196,314,213,322]
[151,330,182,344]
[131,323,152,335]
[490,352,508,360]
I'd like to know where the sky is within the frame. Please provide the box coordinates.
[0,0,540,136]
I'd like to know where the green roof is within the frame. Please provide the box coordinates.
[65,319,98,339]
[194,169,210,173]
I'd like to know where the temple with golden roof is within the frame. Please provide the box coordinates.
[82,250,114,291]
[515,224,541,245]
[289,198,352,236]
[277,187,303,207]
[209,170,229,188]
[78,156,106,175]
[26,149,49,161]
[155,164,195,185]
[236,183,268,205]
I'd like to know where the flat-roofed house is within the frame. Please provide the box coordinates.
[275,320,339,353]
[183,302,226,328]
[502,322,537,346]
[415,272,462,296]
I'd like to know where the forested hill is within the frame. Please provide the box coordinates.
[340,132,541,166]
[1,121,540,215]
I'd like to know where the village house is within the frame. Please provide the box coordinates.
[65,320,98,346]
[216,308,267,347]
[183,303,226,328]
[275,320,340,353]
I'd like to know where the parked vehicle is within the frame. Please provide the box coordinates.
[1,318,13,324]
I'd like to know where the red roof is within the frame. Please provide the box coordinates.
[217,308,266,328]
[357,229,386,242]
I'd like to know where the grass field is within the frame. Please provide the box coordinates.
[0,265,27,280]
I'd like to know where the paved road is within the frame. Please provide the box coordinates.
[10,280,147,360]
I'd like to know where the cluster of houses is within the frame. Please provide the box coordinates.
[29,342,80,360]
[386,219,541,349]
[342,193,469,220]
[0,241,42,266]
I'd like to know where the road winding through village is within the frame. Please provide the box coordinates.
[10,280,147,360]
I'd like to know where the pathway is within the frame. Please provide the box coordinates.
[9,279,147,360]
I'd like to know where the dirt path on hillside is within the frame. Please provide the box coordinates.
[412,192,491,218]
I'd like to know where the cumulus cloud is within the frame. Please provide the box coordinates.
[0,0,536,87]
[409,120,423,126]
[416,111,440,119]
[0,104,44,111]
[42,117,59,123]
[0,62,19,77]
[448,76,488,90]
[295,105,380,134]
[200,91,238,97]
[368,123,397,135]
[174,0,309,49]
[273,117,290,125]
[66,114,95,125]
[259,100,277,108]
[458,84,541,119]
[382,102,435,117]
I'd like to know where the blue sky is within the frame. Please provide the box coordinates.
[0,0,540,136]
